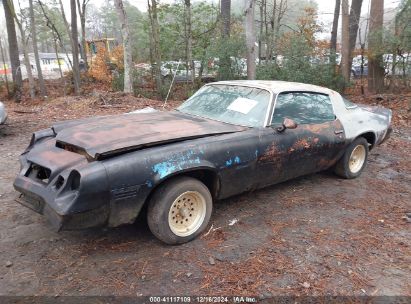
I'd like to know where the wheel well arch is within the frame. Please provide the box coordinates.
[144,168,220,207]
[358,132,376,149]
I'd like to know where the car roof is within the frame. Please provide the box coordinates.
[209,80,336,95]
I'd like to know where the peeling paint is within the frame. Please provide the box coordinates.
[152,150,201,179]
[225,156,242,167]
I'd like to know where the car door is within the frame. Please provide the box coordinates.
[256,91,346,188]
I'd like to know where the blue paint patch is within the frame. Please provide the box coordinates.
[153,162,177,179]
[152,150,202,179]
[145,180,153,188]
[225,156,241,167]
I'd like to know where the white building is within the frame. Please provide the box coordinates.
[19,53,73,79]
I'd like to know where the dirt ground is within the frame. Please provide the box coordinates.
[0,92,410,298]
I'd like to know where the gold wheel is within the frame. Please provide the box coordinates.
[349,144,366,174]
[168,191,206,237]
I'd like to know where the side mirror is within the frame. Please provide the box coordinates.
[276,118,298,133]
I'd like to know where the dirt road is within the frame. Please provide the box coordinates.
[0,96,410,298]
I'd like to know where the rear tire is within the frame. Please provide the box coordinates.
[334,137,369,179]
[147,176,213,245]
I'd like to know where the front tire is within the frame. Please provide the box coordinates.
[334,137,369,179]
[147,176,213,245]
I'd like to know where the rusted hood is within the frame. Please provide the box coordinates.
[54,111,247,160]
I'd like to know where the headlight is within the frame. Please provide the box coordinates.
[69,170,81,190]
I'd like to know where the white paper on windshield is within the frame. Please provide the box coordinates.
[227,97,258,114]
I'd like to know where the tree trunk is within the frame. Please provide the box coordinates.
[265,0,276,61]
[70,0,81,94]
[184,0,194,83]
[340,0,350,83]
[11,5,36,99]
[273,0,286,56]
[76,0,89,70]
[221,0,231,37]
[245,0,256,80]
[258,0,264,62]
[53,39,64,80]
[368,0,385,93]
[3,0,22,102]
[0,38,10,96]
[148,0,162,94]
[114,0,133,93]
[330,0,341,54]
[220,0,231,79]
[348,0,363,71]
[29,0,47,98]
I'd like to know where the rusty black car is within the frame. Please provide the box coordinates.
[14,81,392,244]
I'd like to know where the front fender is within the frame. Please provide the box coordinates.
[151,157,218,186]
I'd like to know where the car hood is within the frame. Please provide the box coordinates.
[53,111,247,160]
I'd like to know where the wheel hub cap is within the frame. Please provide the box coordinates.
[349,145,366,174]
[168,191,206,237]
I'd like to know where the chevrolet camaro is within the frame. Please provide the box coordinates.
[14,81,392,244]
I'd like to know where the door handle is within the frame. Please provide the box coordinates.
[334,130,344,135]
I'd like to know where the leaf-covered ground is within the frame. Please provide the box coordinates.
[0,90,409,298]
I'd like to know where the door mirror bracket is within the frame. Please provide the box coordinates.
[276,118,298,133]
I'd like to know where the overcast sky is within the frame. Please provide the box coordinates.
[0,0,403,39]
[126,0,401,33]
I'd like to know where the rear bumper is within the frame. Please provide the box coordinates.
[379,126,392,145]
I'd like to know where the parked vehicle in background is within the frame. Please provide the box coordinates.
[350,54,411,78]
[383,53,411,76]
[0,101,7,124]
[161,61,218,83]
[14,81,392,245]
[161,61,196,83]
[351,55,368,78]
[351,64,368,78]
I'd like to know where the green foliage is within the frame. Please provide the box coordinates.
[33,1,70,50]
[112,70,124,92]
[158,1,219,62]
[256,35,345,91]
[211,36,247,80]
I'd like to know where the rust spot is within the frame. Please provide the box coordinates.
[259,143,282,163]
[293,138,311,149]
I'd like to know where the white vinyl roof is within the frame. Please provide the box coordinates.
[210,80,336,95]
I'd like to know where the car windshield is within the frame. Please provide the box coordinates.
[177,84,271,127]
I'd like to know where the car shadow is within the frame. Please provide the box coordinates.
[57,170,340,249]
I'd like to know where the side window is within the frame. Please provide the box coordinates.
[271,92,335,125]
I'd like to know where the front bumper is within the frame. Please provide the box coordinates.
[14,175,109,231]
